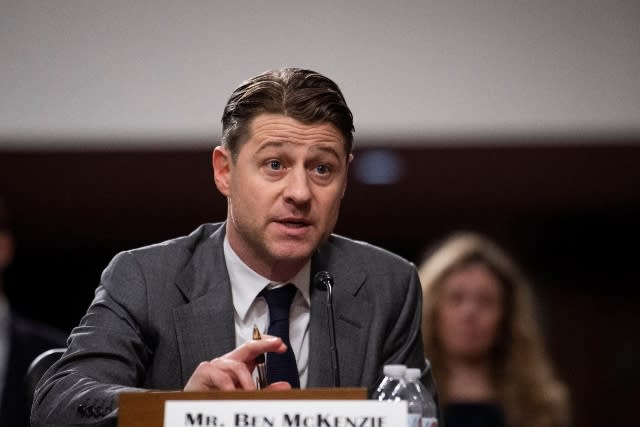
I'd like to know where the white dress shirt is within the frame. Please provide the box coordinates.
[223,236,310,387]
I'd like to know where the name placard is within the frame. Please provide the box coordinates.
[164,400,408,427]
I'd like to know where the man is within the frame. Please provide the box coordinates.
[0,201,67,427]
[32,68,434,426]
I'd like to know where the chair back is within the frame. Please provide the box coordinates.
[24,348,66,412]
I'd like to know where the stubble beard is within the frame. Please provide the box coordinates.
[229,217,317,279]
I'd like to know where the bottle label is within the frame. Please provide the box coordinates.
[408,414,421,427]
[422,417,438,427]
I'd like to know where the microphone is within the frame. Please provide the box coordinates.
[313,271,340,387]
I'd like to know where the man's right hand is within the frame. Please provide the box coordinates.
[183,335,292,391]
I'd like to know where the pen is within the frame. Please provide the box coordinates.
[253,325,268,389]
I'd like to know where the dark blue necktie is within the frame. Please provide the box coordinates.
[260,283,300,388]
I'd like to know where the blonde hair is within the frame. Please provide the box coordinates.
[418,232,569,427]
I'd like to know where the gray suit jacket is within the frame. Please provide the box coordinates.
[32,223,434,426]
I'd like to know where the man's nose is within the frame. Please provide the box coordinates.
[284,168,312,205]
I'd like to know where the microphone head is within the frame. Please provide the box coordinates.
[313,270,334,290]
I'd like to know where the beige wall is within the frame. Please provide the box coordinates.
[1,0,639,146]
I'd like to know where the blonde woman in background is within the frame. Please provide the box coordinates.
[418,232,569,427]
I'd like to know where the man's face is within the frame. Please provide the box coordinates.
[213,113,351,280]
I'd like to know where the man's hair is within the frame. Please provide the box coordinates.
[221,68,354,159]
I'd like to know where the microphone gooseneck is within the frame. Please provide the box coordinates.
[313,271,340,387]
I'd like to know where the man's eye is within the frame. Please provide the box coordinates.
[268,160,282,170]
[315,164,331,175]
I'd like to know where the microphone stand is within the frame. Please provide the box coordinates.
[314,271,340,387]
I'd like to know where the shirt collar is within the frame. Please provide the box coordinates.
[223,235,310,321]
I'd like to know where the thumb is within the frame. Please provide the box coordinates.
[264,381,293,391]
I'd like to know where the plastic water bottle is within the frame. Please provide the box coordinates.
[404,368,438,427]
[371,364,407,401]
[372,365,422,427]
[402,368,425,427]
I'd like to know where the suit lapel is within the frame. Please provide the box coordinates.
[169,227,373,387]
[173,224,237,384]
[308,238,371,387]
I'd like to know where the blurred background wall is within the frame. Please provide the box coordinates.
[1,2,639,426]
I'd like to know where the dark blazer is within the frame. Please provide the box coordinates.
[0,312,67,427]
[32,223,433,426]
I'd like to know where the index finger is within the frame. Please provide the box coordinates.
[223,336,288,364]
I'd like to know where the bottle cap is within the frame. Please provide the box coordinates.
[405,368,421,381]
[383,364,407,378]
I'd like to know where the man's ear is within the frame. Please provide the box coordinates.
[341,153,354,198]
[212,146,232,197]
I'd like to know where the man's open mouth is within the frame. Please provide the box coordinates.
[278,219,310,228]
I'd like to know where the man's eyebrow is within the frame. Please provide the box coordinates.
[254,141,344,159]
[311,144,343,161]
[254,140,286,155]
